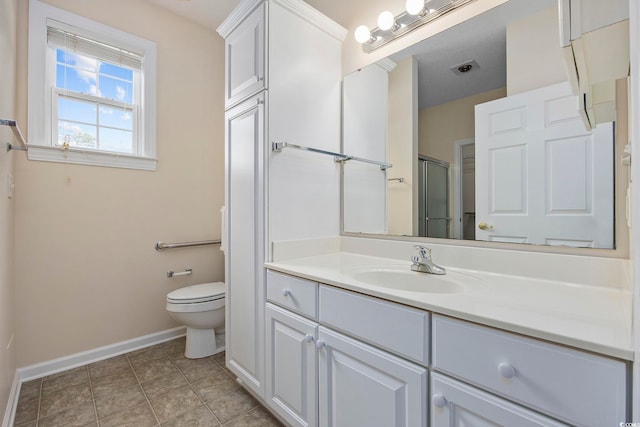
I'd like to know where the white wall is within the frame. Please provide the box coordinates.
[506,7,569,95]
[343,63,389,234]
[14,0,225,366]
[0,0,17,420]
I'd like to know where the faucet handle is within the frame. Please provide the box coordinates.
[414,245,431,259]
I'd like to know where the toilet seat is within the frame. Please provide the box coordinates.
[167,282,225,304]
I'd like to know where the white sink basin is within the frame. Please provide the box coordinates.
[350,265,481,293]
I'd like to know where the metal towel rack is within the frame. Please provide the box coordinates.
[272,142,392,170]
[1,119,28,152]
[155,240,221,251]
[388,177,405,183]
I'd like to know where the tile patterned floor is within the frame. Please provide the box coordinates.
[13,337,284,426]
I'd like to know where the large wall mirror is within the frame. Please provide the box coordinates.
[342,0,630,250]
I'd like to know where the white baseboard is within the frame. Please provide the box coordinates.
[2,371,20,427]
[2,326,185,427]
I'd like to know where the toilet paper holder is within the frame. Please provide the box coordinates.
[167,269,193,278]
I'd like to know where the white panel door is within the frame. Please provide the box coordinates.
[431,373,567,427]
[225,94,265,397]
[317,326,427,427]
[475,82,614,248]
[224,3,265,108]
[265,304,318,427]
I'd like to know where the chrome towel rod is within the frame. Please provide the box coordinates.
[155,240,221,251]
[272,141,392,170]
[1,119,28,152]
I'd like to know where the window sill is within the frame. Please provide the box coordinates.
[27,145,157,171]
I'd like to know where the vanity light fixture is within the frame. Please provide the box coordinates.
[355,0,477,53]
[354,25,374,44]
[377,11,398,31]
[405,0,425,16]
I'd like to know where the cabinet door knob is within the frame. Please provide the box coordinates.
[498,362,516,379]
[282,288,291,297]
[315,339,326,349]
[432,394,447,408]
[303,334,314,343]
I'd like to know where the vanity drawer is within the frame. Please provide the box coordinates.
[432,315,627,427]
[319,285,429,366]
[266,270,318,319]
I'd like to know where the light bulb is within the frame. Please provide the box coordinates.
[405,0,424,15]
[354,25,371,44]
[377,11,395,31]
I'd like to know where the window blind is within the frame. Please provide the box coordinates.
[47,21,143,70]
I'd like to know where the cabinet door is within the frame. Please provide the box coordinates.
[225,94,266,397]
[318,326,427,427]
[431,373,567,427]
[224,3,266,108]
[265,303,317,427]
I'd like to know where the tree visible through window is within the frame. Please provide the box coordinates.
[55,48,137,154]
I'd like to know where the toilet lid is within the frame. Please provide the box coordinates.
[167,282,225,304]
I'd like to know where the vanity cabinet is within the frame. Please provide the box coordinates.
[318,326,428,427]
[265,270,428,427]
[432,315,628,427]
[267,269,629,427]
[265,303,318,427]
[430,373,566,427]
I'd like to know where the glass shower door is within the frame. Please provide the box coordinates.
[419,157,449,238]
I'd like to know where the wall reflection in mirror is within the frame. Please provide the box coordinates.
[342,0,630,249]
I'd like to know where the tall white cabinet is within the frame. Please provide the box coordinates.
[217,0,345,399]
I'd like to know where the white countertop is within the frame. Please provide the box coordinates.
[265,251,633,361]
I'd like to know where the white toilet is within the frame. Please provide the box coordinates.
[166,282,226,359]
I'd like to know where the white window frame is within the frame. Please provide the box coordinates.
[28,0,157,171]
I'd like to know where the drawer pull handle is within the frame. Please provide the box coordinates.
[498,362,516,379]
[303,334,314,343]
[432,394,447,408]
[316,339,326,349]
[282,288,291,297]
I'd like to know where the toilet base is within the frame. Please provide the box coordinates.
[184,327,225,359]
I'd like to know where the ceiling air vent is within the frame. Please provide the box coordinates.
[451,59,480,75]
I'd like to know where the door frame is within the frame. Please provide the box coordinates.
[453,138,475,240]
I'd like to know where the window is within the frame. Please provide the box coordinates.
[28,0,157,170]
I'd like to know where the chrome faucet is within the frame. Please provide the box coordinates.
[411,245,446,275]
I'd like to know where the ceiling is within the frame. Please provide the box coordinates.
[389,0,556,109]
[146,0,239,31]
[145,0,364,32]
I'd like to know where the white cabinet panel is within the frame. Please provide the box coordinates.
[265,303,317,427]
[431,373,567,427]
[267,270,318,319]
[319,285,429,366]
[318,326,427,427]
[225,94,266,396]
[224,3,265,108]
[432,315,627,427]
